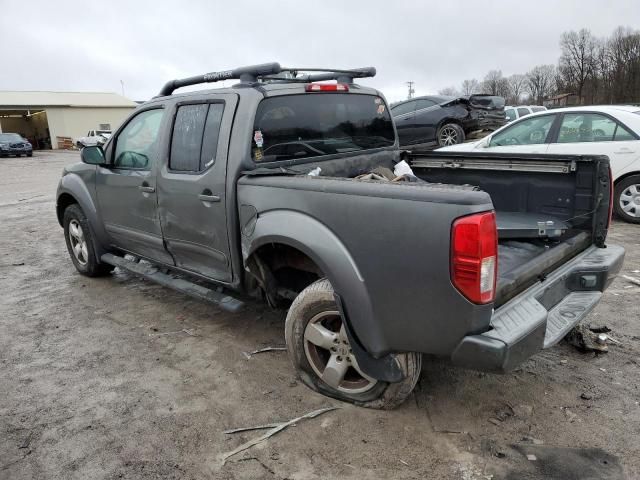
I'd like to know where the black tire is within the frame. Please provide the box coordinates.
[614,174,640,224]
[437,123,465,147]
[63,204,113,276]
[285,279,422,409]
[27,152,33,157]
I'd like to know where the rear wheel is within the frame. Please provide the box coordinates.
[437,123,465,147]
[63,204,113,276]
[285,279,422,409]
[614,175,640,224]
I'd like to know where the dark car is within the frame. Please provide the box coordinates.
[391,95,507,149]
[0,133,33,157]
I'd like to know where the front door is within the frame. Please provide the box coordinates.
[156,94,237,282]
[481,113,557,154]
[95,107,173,264]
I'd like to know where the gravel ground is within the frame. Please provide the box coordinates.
[1,151,639,479]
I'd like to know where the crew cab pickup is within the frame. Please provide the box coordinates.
[56,63,624,409]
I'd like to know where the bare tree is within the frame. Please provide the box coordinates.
[438,86,459,96]
[559,29,596,103]
[507,74,527,104]
[526,65,556,104]
[460,78,480,95]
[481,70,510,98]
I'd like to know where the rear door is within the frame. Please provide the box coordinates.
[156,94,237,282]
[546,112,640,178]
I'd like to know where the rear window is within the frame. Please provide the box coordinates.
[531,106,546,113]
[252,93,395,163]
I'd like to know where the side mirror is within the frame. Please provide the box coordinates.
[81,145,106,166]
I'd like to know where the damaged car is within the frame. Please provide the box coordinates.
[392,94,507,149]
[57,63,623,409]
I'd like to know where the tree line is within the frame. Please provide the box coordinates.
[437,26,640,106]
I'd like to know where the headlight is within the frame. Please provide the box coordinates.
[0,144,8,150]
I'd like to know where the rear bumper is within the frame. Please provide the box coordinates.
[464,114,506,133]
[451,244,625,373]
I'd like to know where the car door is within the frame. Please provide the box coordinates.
[547,112,639,178]
[95,106,173,263]
[391,100,418,146]
[479,113,557,154]
[156,94,237,282]
[412,98,441,144]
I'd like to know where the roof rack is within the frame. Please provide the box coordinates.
[157,63,376,96]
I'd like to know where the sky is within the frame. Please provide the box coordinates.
[1,0,639,103]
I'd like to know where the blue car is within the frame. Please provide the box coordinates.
[0,133,33,157]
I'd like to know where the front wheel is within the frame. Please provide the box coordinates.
[614,175,640,224]
[63,204,113,276]
[285,279,422,409]
[437,123,465,147]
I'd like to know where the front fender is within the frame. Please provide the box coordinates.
[244,210,386,356]
[57,172,109,260]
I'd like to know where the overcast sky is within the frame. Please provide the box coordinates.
[1,0,639,103]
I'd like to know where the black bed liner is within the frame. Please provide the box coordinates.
[496,232,591,306]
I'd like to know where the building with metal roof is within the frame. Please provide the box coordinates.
[0,91,137,150]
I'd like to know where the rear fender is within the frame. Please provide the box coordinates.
[244,210,404,382]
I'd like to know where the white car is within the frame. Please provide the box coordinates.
[76,130,112,148]
[438,105,640,223]
[504,105,547,123]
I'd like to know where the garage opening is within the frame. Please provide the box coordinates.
[0,109,51,149]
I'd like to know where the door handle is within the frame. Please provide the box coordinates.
[198,194,221,203]
[614,149,635,154]
[139,185,155,193]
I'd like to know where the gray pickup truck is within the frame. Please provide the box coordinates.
[56,63,624,409]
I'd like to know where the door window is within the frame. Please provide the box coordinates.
[557,113,623,143]
[489,114,556,146]
[391,101,416,117]
[113,109,164,170]
[414,99,436,111]
[517,107,531,118]
[170,103,225,172]
[505,109,516,121]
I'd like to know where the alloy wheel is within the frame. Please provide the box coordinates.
[303,310,377,394]
[68,219,89,265]
[439,126,459,146]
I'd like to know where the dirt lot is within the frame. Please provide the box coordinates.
[1,151,639,479]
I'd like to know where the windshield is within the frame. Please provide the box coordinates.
[0,133,23,142]
[252,93,395,162]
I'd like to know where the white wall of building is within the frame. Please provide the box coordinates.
[46,107,135,148]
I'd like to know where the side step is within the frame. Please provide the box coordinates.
[101,253,244,313]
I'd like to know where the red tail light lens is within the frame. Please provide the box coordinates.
[305,83,349,92]
[451,211,498,304]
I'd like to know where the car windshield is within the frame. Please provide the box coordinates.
[252,93,395,162]
[0,133,23,142]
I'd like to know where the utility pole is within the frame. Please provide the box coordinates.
[406,81,415,100]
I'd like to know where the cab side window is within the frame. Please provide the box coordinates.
[505,109,516,121]
[113,109,164,170]
[170,103,225,172]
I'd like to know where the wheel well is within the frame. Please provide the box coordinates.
[56,193,77,226]
[245,243,324,305]
[614,170,640,187]
[437,118,462,132]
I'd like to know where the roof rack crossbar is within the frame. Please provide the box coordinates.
[158,62,282,96]
[157,64,376,96]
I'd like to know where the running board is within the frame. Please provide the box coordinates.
[101,253,244,313]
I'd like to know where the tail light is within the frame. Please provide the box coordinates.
[451,211,498,304]
[607,166,614,228]
[305,83,349,92]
